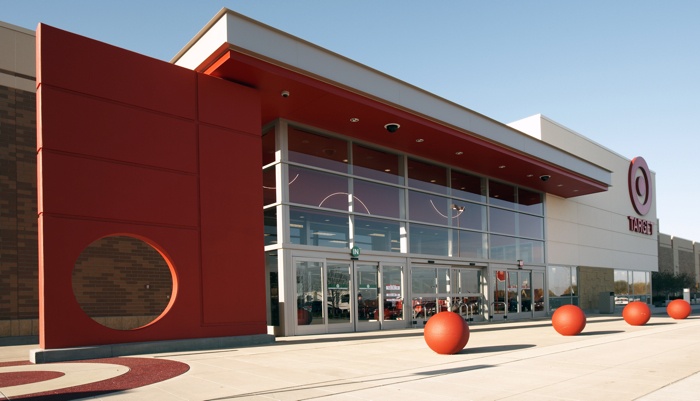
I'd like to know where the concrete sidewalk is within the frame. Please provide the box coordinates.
[3,313,700,400]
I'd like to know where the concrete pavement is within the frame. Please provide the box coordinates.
[2,312,700,400]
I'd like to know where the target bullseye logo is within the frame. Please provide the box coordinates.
[628,156,652,216]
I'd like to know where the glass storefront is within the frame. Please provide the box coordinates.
[614,269,651,307]
[548,266,578,311]
[264,122,550,335]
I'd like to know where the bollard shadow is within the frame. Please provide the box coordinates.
[578,330,624,336]
[458,344,535,354]
[644,322,675,326]
[414,364,493,375]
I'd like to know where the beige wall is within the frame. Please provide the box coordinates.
[0,21,35,92]
[510,115,658,272]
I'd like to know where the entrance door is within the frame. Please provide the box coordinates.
[295,259,352,335]
[492,269,536,320]
[294,258,405,335]
[355,262,380,331]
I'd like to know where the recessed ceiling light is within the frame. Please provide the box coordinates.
[416,138,424,143]
[499,165,506,169]
[526,174,533,177]
[350,117,360,123]
[384,169,391,172]
[557,184,564,187]
[430,179,436,183]
[455,151,463,155]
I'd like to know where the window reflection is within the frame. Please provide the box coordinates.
[489,181,516,209]
[518,213,544,239]
[548,266,578,311]
[354,216,401,253]
[489,234,516,261]
[452,230,486,259]
[352,144,403,184]
[353,179,403,218]
[264,208,277,246]
[290,207,349,248]
[288,166,348,211]
[451,201,486,231]
[614,270,651,305]
[489,208,516,236]
[451,170,486,203]
[517,187,543,215]
[408,191,449,225]
[288,128,348,173]
[408,158,448,194]
[519,239,544,264]
[263,167,276,206]
[409,224,449,256]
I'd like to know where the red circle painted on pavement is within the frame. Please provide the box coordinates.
[0,371,64,387]
[628,157,652,216]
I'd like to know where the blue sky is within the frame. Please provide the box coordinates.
[4,1,699,242]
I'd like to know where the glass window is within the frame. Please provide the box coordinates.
[409,191,449,225]
[437,267,450,293]
[289,207,349,248]
[452,230,487,259]
[263,166,276,206]
[489,181,516,209]
[518,213,544,239]
[548,266,579,311]
[458,269,481,294]
[409,224,449,256]
[412,267,436,294]
[407,158,448,194]
[451,201,486,231]
[266,251,279,326]
[489,208,517,236]
[517,187,543,215]
[519,239,544,264]
[614,270,630,299]
[451,171,485,203]
[633,271,650,302]
[382,266,404,321]
[288,166,348,211]
[489,234,516,261]
[262,130,276,166]
[288,128,348,173]
[354,216,401,253]
[296,260,324,325]
[264,207,277,246]
[352,143,403,184]
[353,179,403,219]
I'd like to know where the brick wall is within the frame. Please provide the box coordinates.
[578,266,614,311]
[0,85,38,337]
[72,236,172,330]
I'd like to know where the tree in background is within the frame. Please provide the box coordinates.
[651,271,695,305]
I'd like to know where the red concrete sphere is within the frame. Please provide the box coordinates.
[551,304,586,336]
[424,311,470,354]
[622,301,651,326]
[667,299,692,320]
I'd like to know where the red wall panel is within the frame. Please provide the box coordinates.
[199,125,264,325]
[37,25,195,119]
[37,24,267,349]
[38,86,198,173]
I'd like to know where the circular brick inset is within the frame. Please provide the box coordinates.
[72,236,174,330]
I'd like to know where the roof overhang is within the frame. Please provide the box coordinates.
[173,9,611,198]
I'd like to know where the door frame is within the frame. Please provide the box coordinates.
[291,254,407,335]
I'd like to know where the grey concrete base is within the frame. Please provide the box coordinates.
[30,333,275,364]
